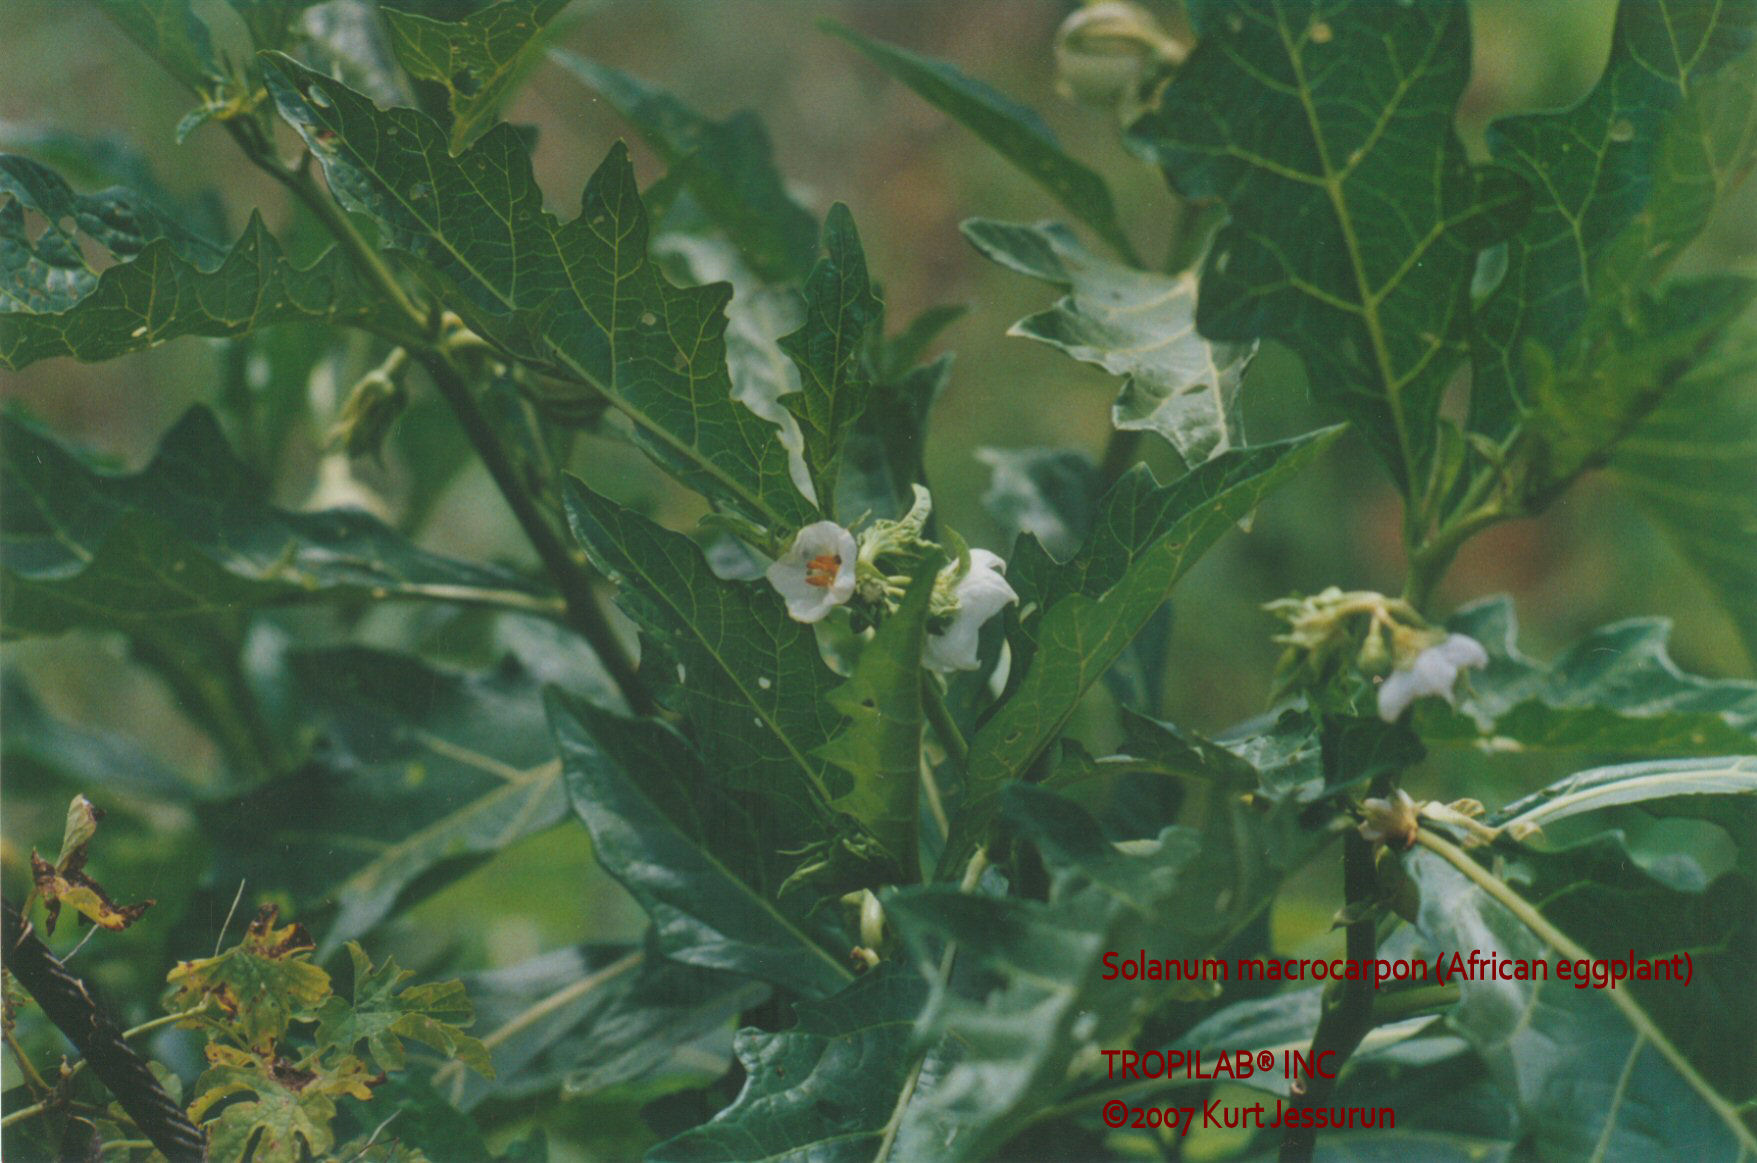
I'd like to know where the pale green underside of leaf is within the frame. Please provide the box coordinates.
[825,20,1139,265]
[201,646,570,956]
[952,426,1341,867]
[383,0,570,155]
[260,56,816,530]
[1494,756,1757,833]
[1409,764,1757,1163]
[1414,595,1757,755]
[964,217,1255,468]
[1612,320,1757,665]
[551,51,820,283]
[0,407,546,637]
[562,476,839,837]
[1470,0,1757,437]
[1128,0,1518,490]
[549,689,853,999]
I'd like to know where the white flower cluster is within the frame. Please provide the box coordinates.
[1376,633,1488,722]
[763,507,1017,674]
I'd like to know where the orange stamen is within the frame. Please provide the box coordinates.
[805,554,841,588]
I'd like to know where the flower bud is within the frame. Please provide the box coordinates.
[1054,2,1187,110]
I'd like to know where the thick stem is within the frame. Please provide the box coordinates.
[2,898,206,1161]
[1279,832,1378,1163]
[419,354,654,715]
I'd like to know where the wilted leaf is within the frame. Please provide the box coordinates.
[551,53,819,282]
[167,905,330,1051]
[827,21,1138,264]
[964,218,1255,466]
[384,0,570,154]
[315,942,491,1078]
[1128,1,1523,490]
[188,1044,372,1163]
[1415,596,1757,755]
[260,60,817,528]
[28,794,154,935]
[1,407,548,637]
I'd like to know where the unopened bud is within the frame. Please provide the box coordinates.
[1054,2,1186,110]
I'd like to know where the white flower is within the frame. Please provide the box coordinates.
[1376,633,1488,722]
[924,550,1018,673]
[766,522,857,623]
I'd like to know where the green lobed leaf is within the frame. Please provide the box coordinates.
[0,407,547,637]
[1127,1,1524,490]
[948,426,1342,872]
[1413,596,1757,755]
[888,726,1344,1161]
[816,560,939,878]
[648,967,928,1163]
[964,218,1255,467]
[548,688,854,999]
[777,203,882,510]
[167,906,330,1052]
[837,297,960,523]
[260,58,817,529]
[825,20,1139,265]
[551,52,820,282]
[315,942,491,1078]
[1470,0,1757,439]
[1407,790,1757,1161]
[383,0,571,154]
[562,477,841,839]
[203,646,569,954]
[1612,319,1757,664]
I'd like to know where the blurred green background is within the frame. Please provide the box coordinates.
[2,0,1754,1156]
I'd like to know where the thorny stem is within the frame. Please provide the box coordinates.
[1,1004,215,1130]
[1414,826,1757,1155]
[1279,831,1378,1163]
[231,130,656,716]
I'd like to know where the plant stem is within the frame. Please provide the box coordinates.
[1403,501,1505,612]
[418,353,654,714]
[1414,827,1757,1154]
[1279,832,1378,1163]
[235,134,655,715]
[921,676,969,772]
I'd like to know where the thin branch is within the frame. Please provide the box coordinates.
[921,676,969,773]
[2,897,206,1161]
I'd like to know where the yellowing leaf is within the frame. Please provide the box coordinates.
[28,794,153,935]
[167,905,330,1051]
[315,942,493,1079]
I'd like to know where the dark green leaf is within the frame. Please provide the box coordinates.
[94,0,223,91]
[817,560,938,877]
[778,204,882,509]
[1128,1,1523,489]
[383,0,571,154]
[949,426,1341,869]
[204,646,568,953]
[887,733,1343,1161]
[1,408,548,636]
[826,20,1139,265]
[1613,319,1757,663]
[976,446,1099,562]
[1414,596,1757,755]
[1471,0,1757,438]
[562,478,840,838]
[649,967,928,1163]
[964,218,1255,467]
[260,59,816,528]
[551,52,819,282]
[839,351,951,525]
[549,688,853,998]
